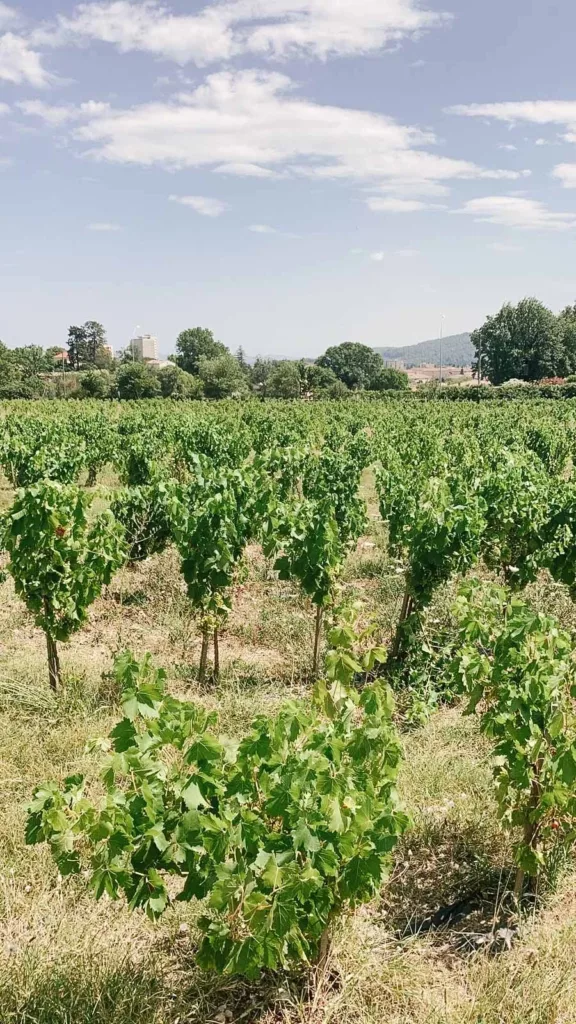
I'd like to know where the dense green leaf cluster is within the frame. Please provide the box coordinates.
[453,582,576,880]
[2,482,126,643]
[27,636,407,977]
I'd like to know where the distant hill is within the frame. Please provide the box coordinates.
[375,332,474,368]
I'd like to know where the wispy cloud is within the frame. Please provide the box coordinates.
[448,100,576,123]
[367,196,432,212]
[18,99,110,123]
[33,0,450,65]
[249,224,276,234]
[448,100,576,140]
[29,69,523,205]
[0,3,18,29]
[169,194,227,217]
[458,195,576,231]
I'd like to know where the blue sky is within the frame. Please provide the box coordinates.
[1,0,576,358]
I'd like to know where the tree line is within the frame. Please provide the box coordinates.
[473,297,576,385]
[0,323,410,400]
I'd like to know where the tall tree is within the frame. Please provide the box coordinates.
[67,322,107,369]
[235,346,251,378]
[175,327,227,375]
[84,321,107,365]
[471,298,564,385]
[557,303,576,376]
[67,325,88,371]
[316,342,384,390]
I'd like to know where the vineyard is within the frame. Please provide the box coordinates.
[2,397,576,1022]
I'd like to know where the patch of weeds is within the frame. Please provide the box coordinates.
[108,589,149,608]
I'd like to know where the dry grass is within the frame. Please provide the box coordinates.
[1,479,576,1023]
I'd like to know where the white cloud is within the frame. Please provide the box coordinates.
[553,163,576,188]
[18,100,75,125]
[367,196,430,212]
[0,101,9,115]
[169,194,227,216]
[87,221,121,230]
[18,99,110,123]
[214,161,277,178]
[498,143,517,151]
[370,251,385,261]
[35,0,449,64]
[48,69,521,203]
[459,196,576,231]
[249,223,276,233]
[448,100,576,135]
[0,32,53,86]
[0,3,17,30]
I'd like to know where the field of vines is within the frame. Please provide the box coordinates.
[2,397,576,1024]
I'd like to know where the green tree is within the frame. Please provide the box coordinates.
[116,362,161,399]
[557,303,576,376]
[0,343,45,398]
[157,364,204,399]
[83,321,107,365]
[372,366,409,391]
[235,346,251,379]
[299,362,342,397]
[175,327,227,376]
[316,342,384,390]
[79,369,112,399]
[250,357,278,391]
[264,361,301,398]
[67,325,87,371]
[11,345,52,375]
[67,322,108,369]
[471,299,564,385]
[198,353,249,399]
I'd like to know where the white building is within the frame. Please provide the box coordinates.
[131,334,159,361]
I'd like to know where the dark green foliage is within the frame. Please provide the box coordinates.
[453,583,576,884]
[175,328,228,376]
[157,364,204,399]
[116,363,161,400]
[316,343,385,391]
[371,366,409,391]
[471,298,565,385]
[3,482,126,644]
